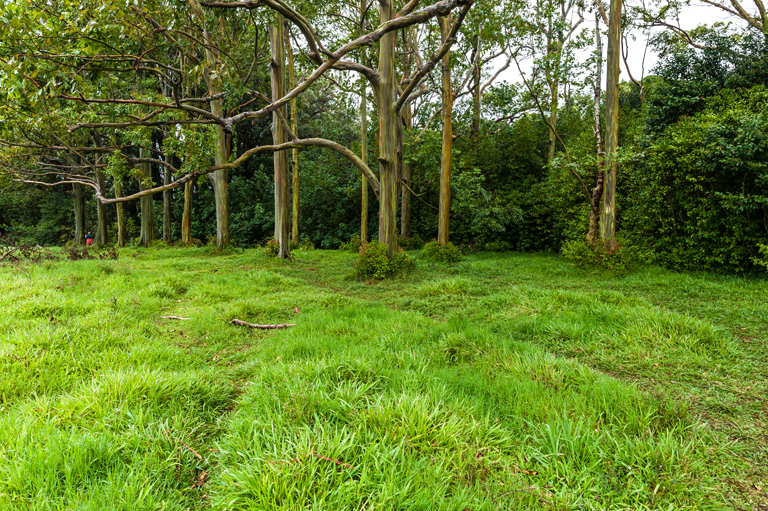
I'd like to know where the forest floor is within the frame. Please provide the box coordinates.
[0,246,766,510]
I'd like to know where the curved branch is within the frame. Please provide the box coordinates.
[94,138,381,205]
[396,1,473,112]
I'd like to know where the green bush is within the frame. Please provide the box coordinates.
[339,234,363,252]
[561,238,652,271]
[354,241,414,280]
[753,243,768,271]
[264,238,279,256]
[421,240,462,263]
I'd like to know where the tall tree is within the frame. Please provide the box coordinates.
[437,14,453,247]
[601,0,621,247]
[271,15,291,259]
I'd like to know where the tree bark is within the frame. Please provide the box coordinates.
[400,101,413,240]
[138,146,155,247]
[287,28,299,246]
[377,0,399,257]
[601,0,621,248]
[360,60,369,243]
[437,14,453,247]
[163,146,172,243]
[73,183,86,245]
[470,36,481,144]
[95,169,108,245]
[193,6,230,247]
[587,10,605,244]
[270,16,291,259]
[182,180,193,244]
[400,26,415,241]
[114,179,125,248]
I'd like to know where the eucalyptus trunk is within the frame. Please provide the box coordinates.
[182,180,193,245]
[377,0,399,257]
[437,14,453,247]
[270,16,291,259]
[138,146,155,247]
[360,64,369,243]
[601,0,621,248]
[196,9,230,247]
[163,149,172,243]
[73,183,86,245]
[287,29,299,245]
[95,169,108,245]
[400,102,413,240]
[587,11,605,244]
[114,180,125,248]
[471,40,481,144]
[400,26,415,240]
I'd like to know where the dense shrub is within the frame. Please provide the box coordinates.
[623,86,768,271]
[421,241,462,263]
[264,238,279,256]
[354,242,414,280]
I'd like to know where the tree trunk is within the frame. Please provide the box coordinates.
[470,38,481,144]
[163,148,172,243]
[587,11,605,244]
[360,60,369,243]
[601,0,621,248]
[182,180,193,244]
[400,102,413,240]
[95,169,108,246]
[400,26,415,241]
[195,10,230,248]
[73,183,86,245]
[548,76,559,162]
[270,16,291,259]
[138,146,155,247]
[114,180,125,248]
[377,0,399,257]
[437,14,453,247]
[287,29,299,246]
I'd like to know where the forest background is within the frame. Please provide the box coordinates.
[1,0,767,272]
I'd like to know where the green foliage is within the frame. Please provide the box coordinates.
[624,85,768,271]
[421,240,462,263]
[264,238,279,256]
[752,243,768,271]
[398,233,425,250]
[561,238,651,272]
[339,234,363,252]
[353,242,414,280]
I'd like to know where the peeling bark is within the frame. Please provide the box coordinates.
[271,16,291,259]
[437,14,453,247]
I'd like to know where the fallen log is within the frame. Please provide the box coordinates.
[160,315,191,320]
[231,319,296,329]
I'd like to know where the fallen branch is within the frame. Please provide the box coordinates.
[0,247,19,262]
[161,315,191,320]
[310,452,353,469]
[231,319,296,329]
[178,440,203,460]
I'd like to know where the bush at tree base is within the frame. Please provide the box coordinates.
[353,242,414,280]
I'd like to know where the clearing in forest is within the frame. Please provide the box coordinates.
[0,247,765,510]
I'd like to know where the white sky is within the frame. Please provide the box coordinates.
[493,2,747,89]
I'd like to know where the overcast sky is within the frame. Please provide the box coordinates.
[493,2,746,88]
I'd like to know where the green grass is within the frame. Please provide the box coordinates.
[0,247,765,510]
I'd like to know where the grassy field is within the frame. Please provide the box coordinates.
[0,246,765,510]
